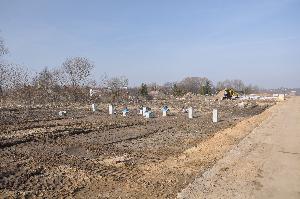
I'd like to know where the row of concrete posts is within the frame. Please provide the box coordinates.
[90,104,218,122]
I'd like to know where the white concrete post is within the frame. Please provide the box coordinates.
[145,112,150,118]
[163,110,167,117]
[142,107,147,116]
[58,111,66,116]
[139,109,143,115]
[91,104,96,112]
[213,109,218,123]
[109,104,114,115]
[145,111,154,118]
[188,107,193,119]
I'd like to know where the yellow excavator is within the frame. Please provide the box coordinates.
[223,88,239,100]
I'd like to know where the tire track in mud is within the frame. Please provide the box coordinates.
[35,123,173,180]
[0,123,173,198]
[0,117,83,132]
[0,120,150,149]
[102,126,174,146]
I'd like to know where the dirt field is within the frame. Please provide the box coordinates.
[0,98,273,198]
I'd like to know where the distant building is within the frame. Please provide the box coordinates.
[290,91,296,96]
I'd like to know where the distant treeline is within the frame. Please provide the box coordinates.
[0,35,259,105]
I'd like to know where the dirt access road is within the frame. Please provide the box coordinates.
[178,97,300,199]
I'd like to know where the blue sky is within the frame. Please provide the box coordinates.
[0,0,299,88]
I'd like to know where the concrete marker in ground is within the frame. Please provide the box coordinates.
[145,111,154,118]
[139,108,143,115]
[142,107,147,116]
[213,109,218,123]
[162,105,169,117]
[91,104,96,112]
[122,108,129,117]
[58,111,67,116]
[109,104,114,115]
[188,107,193,119]
[163,110,167,117]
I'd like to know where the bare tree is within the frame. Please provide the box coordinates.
[179,77,210,94]
[33,67,56,89]
[0,62,30,104]
[222,79,233,88]
[0,35,8,95]
[0,64,28,91]
[62,57,94,87]
[0,63,9,96]
[162,82,176,95]
[244,84,260,94]
[8,64,29,90]
[216,79,245,92]
[216,81,225,91]
[0,36,8,56]
[0,35,30,98]
[232,79,245,91]
[148,82,159,91]
[105,76,128,90]
[104,76,128,102]
[52,67,68,86]
[30,67,58,103]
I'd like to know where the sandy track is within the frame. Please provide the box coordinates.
[178,97,300,199]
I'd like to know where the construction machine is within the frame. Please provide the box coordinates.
[223,88,239,100]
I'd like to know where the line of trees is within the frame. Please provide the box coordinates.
[0,35,260,105]
[161,77,258,97]
[0,35,98,104]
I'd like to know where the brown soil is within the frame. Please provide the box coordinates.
[0,98,273,198]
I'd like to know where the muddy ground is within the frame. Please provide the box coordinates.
[0,98,274,198]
